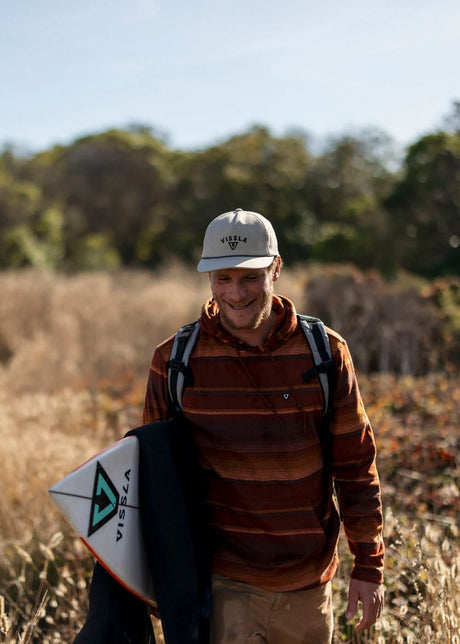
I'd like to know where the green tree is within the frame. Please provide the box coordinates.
[0,149,66,269]
[307,129,396,271]
[385,127,460,277]
[25,129,175,269]
[4,110,457,278]
[167,126,317,265]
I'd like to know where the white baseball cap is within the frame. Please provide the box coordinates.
[197,208,279,272]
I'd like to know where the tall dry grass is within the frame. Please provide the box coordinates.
[0,265,306,395]
[0,268,458,643]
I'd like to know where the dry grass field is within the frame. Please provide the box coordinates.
[0,268,458,643]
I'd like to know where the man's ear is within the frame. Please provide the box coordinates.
[273,256,282,281]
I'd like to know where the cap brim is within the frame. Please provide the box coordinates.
[197,255,275,272]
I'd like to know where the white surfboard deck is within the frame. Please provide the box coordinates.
[49,436,155,605]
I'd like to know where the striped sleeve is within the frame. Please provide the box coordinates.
[329,334,384,584]
[143,338,173,423]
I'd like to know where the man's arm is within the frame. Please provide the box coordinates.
[328,335,385,618]
[143,343,172,423]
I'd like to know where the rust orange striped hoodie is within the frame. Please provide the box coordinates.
[143,295,384,590]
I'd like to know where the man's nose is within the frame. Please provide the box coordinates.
[227,280,247,301]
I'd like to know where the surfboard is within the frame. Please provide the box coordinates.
[49,436,155,605]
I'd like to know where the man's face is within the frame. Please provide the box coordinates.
[209,263,278,334]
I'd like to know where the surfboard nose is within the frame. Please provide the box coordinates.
[49,436,155,605]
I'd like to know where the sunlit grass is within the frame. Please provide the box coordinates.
[0,268,458,642]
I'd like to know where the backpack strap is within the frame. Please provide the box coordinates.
[298,314,341,517]
[167,315,335,419]
[297,314,335,419]
[167,320,200,415]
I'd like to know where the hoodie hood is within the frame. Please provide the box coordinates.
[199,295,298,351]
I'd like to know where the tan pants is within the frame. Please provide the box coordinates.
[211,574,333,644]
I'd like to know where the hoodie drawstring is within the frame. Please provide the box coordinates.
[235,345,307,435]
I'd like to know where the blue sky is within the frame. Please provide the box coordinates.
[1,0,459,153]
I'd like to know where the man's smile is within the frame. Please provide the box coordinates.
[226,301,254,309]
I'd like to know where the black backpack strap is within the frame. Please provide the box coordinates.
[167,321,200,416]
[298,314,341,518]
[297,314,335,419]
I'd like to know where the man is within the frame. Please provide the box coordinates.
[143,208,384,643]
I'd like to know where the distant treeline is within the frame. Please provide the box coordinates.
[1,102,459,277]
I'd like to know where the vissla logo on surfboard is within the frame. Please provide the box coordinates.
[49,436,154,604]
[88,461,120,537]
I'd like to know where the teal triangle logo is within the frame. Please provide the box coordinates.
[88,461,119,537]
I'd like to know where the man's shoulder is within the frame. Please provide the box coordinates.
[155,320,202,359]
[296,318,349,363]
[295,314,347,350]
[324,324,347,348]
[154,332,176,360]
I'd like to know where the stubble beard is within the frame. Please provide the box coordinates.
[216,288,273,332]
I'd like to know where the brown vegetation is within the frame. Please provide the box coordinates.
[305,264,460,375]
[0,268,458,643]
